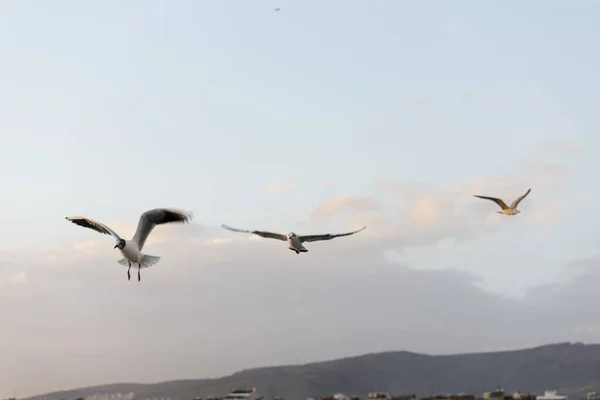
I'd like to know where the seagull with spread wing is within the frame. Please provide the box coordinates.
[473,188,531,216]
[221,224,367,254]
[66,208,193,281]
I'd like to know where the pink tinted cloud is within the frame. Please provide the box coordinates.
[307,144,579,247]
[310,195,381,222]
[265,180,296,196]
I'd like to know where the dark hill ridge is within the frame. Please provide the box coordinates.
[24,342,600,400]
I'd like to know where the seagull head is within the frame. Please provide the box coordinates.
[287,232,297,239]
[113,239,126,249]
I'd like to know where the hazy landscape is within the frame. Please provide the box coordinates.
[3,2,600,399]
[24,342,600,400]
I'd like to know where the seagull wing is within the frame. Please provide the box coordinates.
[65,216,122,240]
[132,208,193,250]
[221,224,287,241]
[299,226,367,243]
[473,195,509,210]
[510,188,532,209]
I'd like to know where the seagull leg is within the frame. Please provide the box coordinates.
[127,262,131,281]
[138,264,141,282]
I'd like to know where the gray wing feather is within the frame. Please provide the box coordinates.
[473,195,509,210]
[300,226,367,243]
[221,224,287,241]
[132,208,192,250]
[65,216,122,240]
[510,188,531,209]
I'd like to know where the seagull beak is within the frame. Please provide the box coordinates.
[113,244,118,249]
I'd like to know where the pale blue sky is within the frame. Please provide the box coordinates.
[0,0,597,246]
[1,0,600,396]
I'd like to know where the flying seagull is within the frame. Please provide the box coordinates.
[274,7,281,11]
[66,208,193,281]
[221,224,367,254]
[473,188,531,216]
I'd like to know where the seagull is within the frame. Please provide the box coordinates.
[221,224,367,254]
[66,208,193,281]
[473,188,531,216]
[274,7,281,11]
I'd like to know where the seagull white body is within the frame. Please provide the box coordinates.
[473,188,531,216]
[65,208,192,281]
[118,241,144,264]
[288,234,308,253]
[221,224,367,254]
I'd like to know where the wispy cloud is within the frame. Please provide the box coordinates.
[311,195,381,222]
[320,179,336,188]
[536,139,585,157]
[307,142,580,247]
[265,180,296,196]
[398,97,428,110]
[1,270,28,286]
[10,270,27,284]
[204,237,233,245]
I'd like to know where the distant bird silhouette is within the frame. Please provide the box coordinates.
[274,8,281,11]
[473,188,531,216]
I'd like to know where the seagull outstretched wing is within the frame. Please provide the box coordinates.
[473,195,510,210]
[132,208,193,250]
[299,226,367,243]
[221,224,287,241]
[510,188,531,209]
[65,216,122,240]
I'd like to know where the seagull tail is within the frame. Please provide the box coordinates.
[140,254,161,268]
[116,258,128,266]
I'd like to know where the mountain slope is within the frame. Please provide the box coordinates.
[25,342,600,400]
